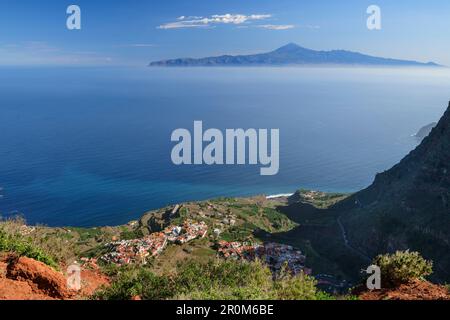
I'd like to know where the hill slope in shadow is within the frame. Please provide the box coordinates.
[271,101,450,282]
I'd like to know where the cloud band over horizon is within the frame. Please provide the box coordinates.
[158,13,274,29]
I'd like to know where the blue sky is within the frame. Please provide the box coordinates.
[1,0,449,66]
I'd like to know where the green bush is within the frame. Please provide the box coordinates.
[174,259,274,300]
[94,258,330,300]
[0,228,58,269]
[0,218,77,263]
[93,266,173,300]
[119,229,144,241]
[373,250,433,286]
[272,273,325,300]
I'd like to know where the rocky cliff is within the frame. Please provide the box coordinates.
[336,101,450,281]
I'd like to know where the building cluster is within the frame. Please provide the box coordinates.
[217,241,310,275]
[101,232,168,265]
[163,220,208,244]
[315,274,350,294]
[195,204,238,239]
[101,220,208,265]
[302,190,320,199]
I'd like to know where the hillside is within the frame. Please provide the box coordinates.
[262,102,450,283]
[149,43,440,67]
[333,101,450,282]
[0,196,336,300]
[1,190,449,299]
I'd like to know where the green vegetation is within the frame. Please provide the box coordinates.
[119,228,144,240]
[220,223,257,242]
[261,207,297,231]
[94,258,331,300]
[70,227,104,242]
[229,204,298,236]
[93,265,173,300]
[0,228,58,269]
[297,190,350,209]
[373,250,433,286]
[0,218,122,265]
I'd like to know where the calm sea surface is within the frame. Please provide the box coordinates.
[0,66,449,226]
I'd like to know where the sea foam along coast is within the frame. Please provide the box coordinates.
[266,193,294,199]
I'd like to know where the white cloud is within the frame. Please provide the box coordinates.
[158,14,272,29]
[210,14,271,24]
[258,24,295,30]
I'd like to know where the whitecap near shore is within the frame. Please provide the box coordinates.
[266,193,294,199]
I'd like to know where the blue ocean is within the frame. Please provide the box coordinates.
[0,66,449,227]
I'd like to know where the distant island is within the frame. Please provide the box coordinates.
[149,43,441,67]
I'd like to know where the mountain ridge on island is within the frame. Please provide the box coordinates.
[149,43,441,67]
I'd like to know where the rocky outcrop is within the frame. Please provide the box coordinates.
[414,122,437,140]
[139,205,181,233]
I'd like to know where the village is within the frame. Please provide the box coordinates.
[99,199,313,279]
[100,213,311,278]
[216,241,311,276]
[101,219,208,265]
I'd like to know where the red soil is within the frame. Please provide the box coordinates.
[78,268,110,297]
[0,256,109,300]
[356,279,450,300]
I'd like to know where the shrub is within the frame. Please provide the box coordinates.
[273,272,323,300]
[93,266,174,300]
[119,229,144,241]
[0,218,76,263]
[94,258,329,300]
[0,228,58,269]
[373,250,433,286]
[174,259,274,300]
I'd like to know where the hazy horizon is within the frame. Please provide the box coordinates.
[1,1,450,67]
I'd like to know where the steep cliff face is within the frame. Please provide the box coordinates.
[336,102,450,281]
